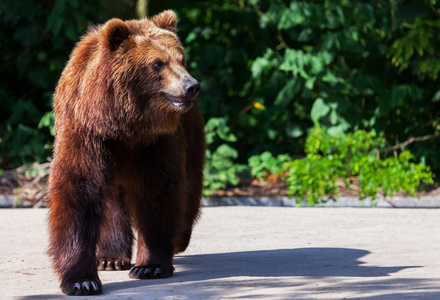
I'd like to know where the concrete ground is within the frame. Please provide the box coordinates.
[1,207,439,299]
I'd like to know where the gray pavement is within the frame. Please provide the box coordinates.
[1,207,439,299]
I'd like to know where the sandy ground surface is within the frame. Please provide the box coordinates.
[1,207,440,299]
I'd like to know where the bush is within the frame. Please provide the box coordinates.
[283,126,434,206]
[248,151,291,181]
[203,118,247,195]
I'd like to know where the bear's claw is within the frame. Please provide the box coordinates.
[129,264,174,279]
[62,280,102,296]
[97,258,131,271]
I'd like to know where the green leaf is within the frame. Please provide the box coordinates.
[38,112,55,136]
[274,79,298,105]
[279,49,309,78]
[251,58,268,79]
[278,5,303,29]
[286,123,304,138]
[216,144,238,159]
[311,98,330,123]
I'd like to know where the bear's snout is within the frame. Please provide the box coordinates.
[183,80,201,100]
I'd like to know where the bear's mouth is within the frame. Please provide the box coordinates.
[162,92,193,110]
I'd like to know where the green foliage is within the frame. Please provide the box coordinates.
[205,117,237,145]
[38,112,56,137]
[358,151,434,199]
[389,18,440,80]
[2,0,440,200]
[203,144,247,196]
[283,126,434,206]
[172,0,440,176]
[0,0,100,167]
[248,151,291,181]
[203,118,247,195]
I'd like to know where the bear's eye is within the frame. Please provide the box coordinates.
[152,59,165,72]
[181,56,186,66]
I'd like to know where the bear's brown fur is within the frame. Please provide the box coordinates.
[48,10,205,296]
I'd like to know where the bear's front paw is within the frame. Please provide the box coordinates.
[61,279,102,296]
[97,258,131,271]
[128,264,174,279]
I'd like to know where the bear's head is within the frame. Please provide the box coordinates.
[63,10,201,140]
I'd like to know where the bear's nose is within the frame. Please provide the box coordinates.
[184,80,201,99]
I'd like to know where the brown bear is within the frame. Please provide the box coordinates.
[48,10,205,296]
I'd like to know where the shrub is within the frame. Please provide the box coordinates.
[283,126,434,206]
[203,118,247,196]
[248,151,291,181]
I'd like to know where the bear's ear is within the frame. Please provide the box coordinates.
[102,18,130,51]
[151,10,177,32]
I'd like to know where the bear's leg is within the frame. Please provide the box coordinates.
[174,192,202,256]
[129,233,175,279]
[176,129,204,254]
[128,193,184,279]
[97,192,133,271]
[177,229,192,254]
[176,198,199,254]
[48,200,102,295]
[175,188,202,254]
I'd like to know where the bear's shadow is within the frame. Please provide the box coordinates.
[103,247,418,292]
[175,247,413,278]
[19,247,420,299]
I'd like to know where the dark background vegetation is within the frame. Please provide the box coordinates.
[1,0,439,187]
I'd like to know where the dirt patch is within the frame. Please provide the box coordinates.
[0,163,50,207]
